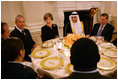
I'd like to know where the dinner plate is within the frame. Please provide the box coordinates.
[40,57,63,70]
[64,44,71,49]
[100,43,114,49]
[97,57,116,70]
[31,49,50,58]
[103,49,117,58]
[66,63,73,74]
[40,41,54,48]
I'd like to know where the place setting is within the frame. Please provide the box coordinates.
[40,57,63,70]
[65,63,74,74]
[31,49,50,58]
[100,43,115,49]
[103,49,117,58]
[97,57,116,70]
[40,41,54,48]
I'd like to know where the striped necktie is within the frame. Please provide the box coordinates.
[96,26,103,36]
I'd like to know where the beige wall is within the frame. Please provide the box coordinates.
[1,1,55,27]
[1,1,117,43]
[1,1,23,27]
[22,1,55,25]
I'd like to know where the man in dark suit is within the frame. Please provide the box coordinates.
[64,38,110,79]
[1,22,10,40]
[86,13,114,42]
[10,15,38,61]
[1,37,39,79]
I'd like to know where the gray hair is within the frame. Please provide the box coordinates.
[15,15,24,22]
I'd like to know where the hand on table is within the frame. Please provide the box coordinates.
[85,35,90,38]
[31,44,40,52]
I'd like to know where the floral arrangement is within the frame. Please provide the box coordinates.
[64,33,84,48]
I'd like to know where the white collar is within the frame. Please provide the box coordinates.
[99,24,107,31]
[16,26,23,33]
[73,69,97,73]
[100,23,107,27]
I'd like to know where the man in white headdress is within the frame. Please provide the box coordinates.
[64,12,84,36]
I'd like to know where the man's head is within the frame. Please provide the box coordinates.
[1,37,25,63]
[15,15,26,30]
[1,22,10,40]
[70,38,100,71]
[100,13,109,25]
[70,12,78,23]
[71,16,77,23]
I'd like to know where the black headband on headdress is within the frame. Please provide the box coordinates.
[71,12,78,15]
[71,14,78,15]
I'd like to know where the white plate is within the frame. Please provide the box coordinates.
[31,49,50,58]
[100,43,114,49]
[40,57,63,70]
[66,63,73,74]
[97,57,116,70]
[40,42,54,48]
[103,49,117,58]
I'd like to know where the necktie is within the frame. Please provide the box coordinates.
[22,30,25,35]
[97,26,103,36]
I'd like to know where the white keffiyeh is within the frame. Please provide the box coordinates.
[69,12,84,34]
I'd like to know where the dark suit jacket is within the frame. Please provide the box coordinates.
[63,72,110,79]
[1,63,39,79]
[41,24,59,42]
[10,27,35,61]
[91,23,114,42]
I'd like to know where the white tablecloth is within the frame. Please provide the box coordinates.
[30,38,117,78]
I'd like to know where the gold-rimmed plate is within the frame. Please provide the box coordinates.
[63,44,71,49]
[103,49,117,58]
[40,57,63,70]
[40,41,54,48]
[66,63,73,74]
[97,57,116,70]
[31,49,50,58]
[100,43,114,49]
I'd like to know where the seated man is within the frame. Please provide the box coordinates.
[1,37,39,79]
[86,13,114,42]
[64,12,84,36]
[1,22,10,41]
[10,15,39,61]
[64,38,110,79]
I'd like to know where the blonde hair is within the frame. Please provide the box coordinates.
[43,13,53,21]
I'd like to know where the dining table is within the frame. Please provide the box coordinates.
[30,36,117,79]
